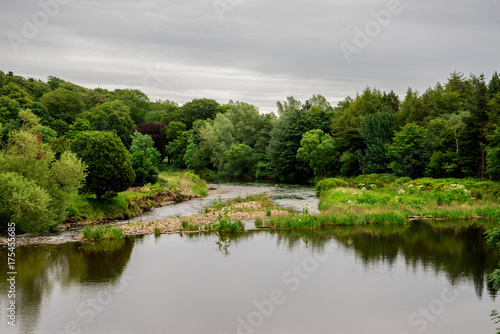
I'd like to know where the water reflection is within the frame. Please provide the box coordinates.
[184,221,499,299]
[0,238,134,333]
[0,221,498,333]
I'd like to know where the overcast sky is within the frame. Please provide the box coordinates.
[1,0,499,112]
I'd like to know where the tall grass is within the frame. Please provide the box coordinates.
[82,225,124,240]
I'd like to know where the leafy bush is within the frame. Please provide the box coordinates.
[182,171,200,181]
[0,110,86,233]
[315,178,349,196]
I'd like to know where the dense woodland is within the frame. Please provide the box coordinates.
[1,69,500,232]
[1,69,499,182]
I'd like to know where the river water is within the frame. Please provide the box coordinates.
[121,181,320,224]
[0,182,499,334]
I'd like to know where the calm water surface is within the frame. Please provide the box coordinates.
[1,221,499,334]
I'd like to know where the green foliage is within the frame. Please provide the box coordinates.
[387,123,427,177]
[129,131,161,186]
[1,82,33,105]
[297,129,340,177]
[486,125,500,180]
[67,118,92,140]
[180,98,219,129]
[112,89,150,125]
[211,211,245,232]
[315,178,349,197]
[182,171,200,181]
[0,110,86,232]
[224,144,255,177]
[40,87,85,124]
[0,97,20,123]
[70,131,135,200]
[166,131,190,169]
[84,101,135,147]
[268,98,332,179]
[183,120,213,174]
[358,109,394,174]
[0,172,55,233]
[165,121,187,142]
[486,227,500,292]
[82,225,124,240]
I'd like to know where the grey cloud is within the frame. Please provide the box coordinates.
[1,0,499,112]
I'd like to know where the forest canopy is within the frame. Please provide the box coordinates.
[1,69,499,184]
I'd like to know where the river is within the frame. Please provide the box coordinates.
[0,182,499,334]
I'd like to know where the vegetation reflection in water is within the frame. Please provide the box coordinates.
[185,220,500,298]
[0,238,135,333]
[0,221,499,333]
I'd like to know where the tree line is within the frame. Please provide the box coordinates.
[1,70,499,180]
[1,69,500,231]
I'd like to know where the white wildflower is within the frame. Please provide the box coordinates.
[398,189,406,195]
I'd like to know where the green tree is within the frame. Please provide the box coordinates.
[296,129,340,177]
[67,118,92,140]
[183,120,213,174]
[268,98,332,179]
[84,101,135,147]
[112,89,150,125]
[82,90,109,109]
[200,114,235,170]
[180,98,219,129]
[331,88,386,153]
[40,88,85,124]
[0,110,86,232]
[387,123,427,177]
[166,131,190,169]
[129,131,161,186]
[358,109,394,174]
[395,88,429,128]
[165,121,187,142]
[70,131,135,200]
[146,100,179,124]
[224,144,255,177]
[486,125,500,180]
[0,97,20,123]
[1,83,33,105]
[0,172,54,233]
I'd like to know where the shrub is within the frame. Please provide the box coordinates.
[315,178,349,196]
[182,171,200,181]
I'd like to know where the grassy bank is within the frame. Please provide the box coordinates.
[260,175,500,230]
[63,171,208,226]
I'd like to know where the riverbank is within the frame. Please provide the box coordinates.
[62,171,209,228]
[112,193,292,236]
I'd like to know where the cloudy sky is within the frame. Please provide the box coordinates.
[1,0,499,112]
